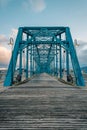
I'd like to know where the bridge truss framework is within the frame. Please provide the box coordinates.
[4,27,85,86]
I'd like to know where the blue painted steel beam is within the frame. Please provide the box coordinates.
[56,44,58,76]
[20,40,68,51]
[22,26,66,31]
[19,50,22,77]
[26,45,28,79]
[30,45,32,77]
[4,27,23,86]
[66,27,85,86]
[59,45,62,79]
[66,50,69,76]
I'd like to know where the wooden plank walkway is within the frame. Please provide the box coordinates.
[0,73,87,130]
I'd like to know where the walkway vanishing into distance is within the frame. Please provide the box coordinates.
[0,73,87,129]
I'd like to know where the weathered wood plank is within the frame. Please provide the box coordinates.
[0,73,87,129]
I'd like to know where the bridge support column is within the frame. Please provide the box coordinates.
[59,45,62,79]
[66,50,69,76]
[32,45,34,75]
[30,45,32,77]
[66,27,85,86]
[26,45,28,79]
[19,50,22,78]
[56,44,58,76]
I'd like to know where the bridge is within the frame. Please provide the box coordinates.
[1,26,87,129]
[4,26,85,86]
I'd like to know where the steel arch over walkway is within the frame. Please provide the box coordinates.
[4,26,85,86]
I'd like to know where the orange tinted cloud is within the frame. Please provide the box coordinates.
[0,46,11,64]
[0,28,18,66]
[0,34,8,43]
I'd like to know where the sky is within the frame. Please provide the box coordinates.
[0,0,87,68]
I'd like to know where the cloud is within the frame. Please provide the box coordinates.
[0,28,18,47]
[0,34,8,44]
[30,0,46,12]
[0,46,11,65]
[1,0,46,13]
[0,28,18,46]
[0,34,9,54]
[0,28,18,67]
[23,0,46,12]
[0,34,10,66]
[76,40,87,66]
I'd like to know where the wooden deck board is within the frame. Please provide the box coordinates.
[0,73,87,130]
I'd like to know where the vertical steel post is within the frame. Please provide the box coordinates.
[60,45,62,78]
[11,50,13,84]
[26,46,28,79]
[66,50,69,76]
[33,60,35,74]
[19,49,22,80]
[26,35,29,79]
[28,46,30,78]
[54,47,55,76]
[56,44,58,76]
[32,45,33,75]
[30,45,32,77]
[33,45,34,74]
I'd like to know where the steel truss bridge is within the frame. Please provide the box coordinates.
[4,27,85,86]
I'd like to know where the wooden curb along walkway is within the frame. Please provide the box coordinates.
[0,73,87,129]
